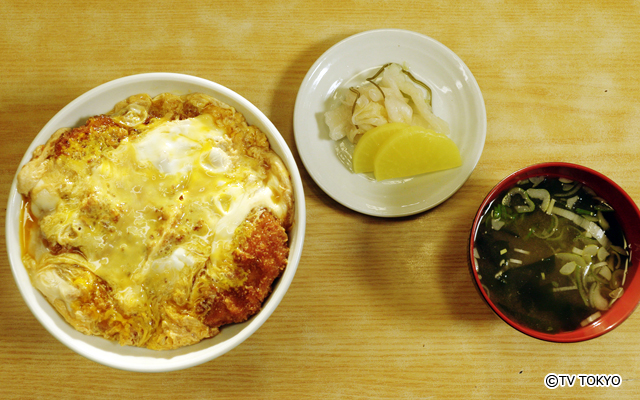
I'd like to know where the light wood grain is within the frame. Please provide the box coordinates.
[2,1,640,398]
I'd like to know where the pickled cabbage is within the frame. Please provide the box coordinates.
[324,63,450,143]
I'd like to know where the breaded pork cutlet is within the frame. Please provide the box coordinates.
[17,92,294,350]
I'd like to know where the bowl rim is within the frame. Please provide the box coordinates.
[5,72,306,371]
[469,162,640,342]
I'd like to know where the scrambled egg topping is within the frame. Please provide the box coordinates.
[18,93,293,349]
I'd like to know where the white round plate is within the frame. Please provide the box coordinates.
[294,29,486,217]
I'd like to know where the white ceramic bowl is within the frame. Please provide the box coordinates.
[5,73,306,372]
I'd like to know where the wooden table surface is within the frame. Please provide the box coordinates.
[2,1,640,399]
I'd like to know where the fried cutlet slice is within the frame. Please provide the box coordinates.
[202,208,289,327]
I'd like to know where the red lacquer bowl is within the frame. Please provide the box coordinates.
[469,162,640,342]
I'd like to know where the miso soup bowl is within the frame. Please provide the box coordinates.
[6,73,306,372]
[469,162,640,342]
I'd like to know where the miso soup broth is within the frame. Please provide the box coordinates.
[473,176,630,333]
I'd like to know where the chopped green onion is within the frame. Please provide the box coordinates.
[566,195,580,209]
[527,188,550,212]
[576,208,596,217]
[609,288,624,308]
[589,282,609,311]
[556,183,582,198]
[559,261,577,275]
[551,206,611,248]
[529,176,545,187]
[491,218,505,231]
[502,187,535,213]
[597,265,612,280]
[597,246,609,261]
[580,311,602,327]
[582,244,599,257]
[553,285,577,292]
[545,199,556,215]
[597,211,610,231]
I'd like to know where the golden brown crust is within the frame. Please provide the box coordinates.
[201,208,289,327]
[52,115,132,160]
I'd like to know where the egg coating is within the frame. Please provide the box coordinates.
[18,92,294,350]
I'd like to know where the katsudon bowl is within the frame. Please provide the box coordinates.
[469,163,640,342]
[5,73,306,372]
